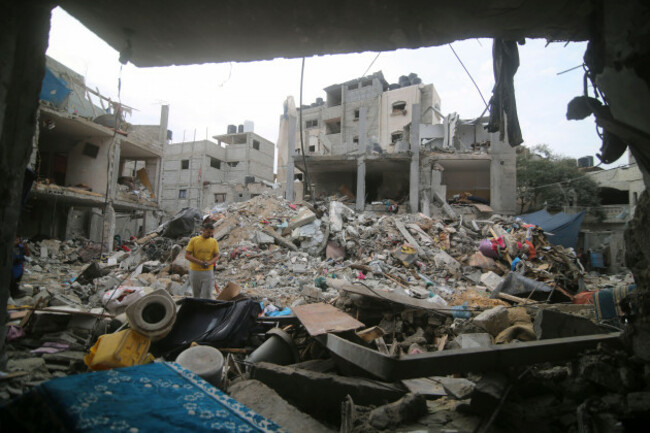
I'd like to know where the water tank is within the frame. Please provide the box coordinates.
[244,120,254,132]
[238,124,244,133]
[411,77,422,85]
[227,124,236,134]
[388,83,400,90]
[398,75,410,86]
[408,72,418,81]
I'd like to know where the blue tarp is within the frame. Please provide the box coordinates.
[39,67,71,107]
[519,208,585,249]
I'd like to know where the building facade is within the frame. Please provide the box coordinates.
[20,56,167,249]
[161,129,275,214]
[278,71,516,214]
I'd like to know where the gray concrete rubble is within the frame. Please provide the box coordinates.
[3,192,641,431]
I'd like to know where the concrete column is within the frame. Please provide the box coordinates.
[409,104,421,213]
[356,107,367,211]
[107,139,121,201]
[285,115,296,201]
[158,104,169,146]
[144,157,161,205]
[101,203,116,253]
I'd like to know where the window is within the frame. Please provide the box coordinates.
[294,173,303,181]
[305,119,318,128]
[214,193,226,203]
[391,131,403,145]
[392,101,407,114]
[325,119,341,134]
[308,145,316,153]
[252,140,260,150]
[347,83,358,90]
[82,143,99,158]
[354,109,360,120]
[178,189,187,198]
[353,137,359,146]
[361,79,372,88]
[210,157,221,169]
[181,159,189,169]
[227,161,239,167]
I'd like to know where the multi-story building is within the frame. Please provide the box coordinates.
[161,126,275,214]
[278,71,516,215]
[19,56,167,250]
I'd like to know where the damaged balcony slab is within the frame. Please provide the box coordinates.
[318,332,623,382]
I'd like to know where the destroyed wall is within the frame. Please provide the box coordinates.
[63,136,112,193]
[379,84,438,151]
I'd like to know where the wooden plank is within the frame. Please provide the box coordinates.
[394,220,423,254]
[293,302,364,336]
[497,292,535,305]
[262,228,298,251]
[136,168,155,198]
[473,203,494,213]
[327,278,451,316]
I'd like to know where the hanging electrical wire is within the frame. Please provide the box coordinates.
[448,43,489,109]
[362,52,381,77]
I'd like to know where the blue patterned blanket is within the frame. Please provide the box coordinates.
[0,362,285,433]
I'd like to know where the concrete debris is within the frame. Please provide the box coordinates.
[4,192,642,431]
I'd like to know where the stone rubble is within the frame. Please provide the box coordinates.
[2,192,641,431]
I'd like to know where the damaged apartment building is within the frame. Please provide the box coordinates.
[19,56,168,249]
[278,71,516,214]
[161,124,275,214]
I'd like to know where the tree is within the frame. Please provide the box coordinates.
[517,145,601,215]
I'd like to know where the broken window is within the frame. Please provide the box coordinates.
[181,159,189,169]
[178,189,187,198]
[82,143,99,158]
[354,109,360,120]
[308,145,316,153]
[294,173,303,181]
[227,161,239,167]
[252,140,260,150]
[210,157,220,169]
[214,193,226,203]
[353,136,359,146]
[325,118,341,135]
[347,82,358,90]
[392,101,407,114]
[305,119,318,128]
[391,131,403,145]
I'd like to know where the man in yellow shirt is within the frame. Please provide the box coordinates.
[185,222,220,298]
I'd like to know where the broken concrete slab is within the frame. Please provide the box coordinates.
[229,380,334,433]
[369,393,427,430]
[401,377,447,398]
[433,376,476,400]
[319,332,622,382]
[480,271,504,291]
[249,362,406,425]
[469,373,509,416]
[472,305,509,337]
[288,207,317,230]
[533,309,603,340]
[455,333,492,349]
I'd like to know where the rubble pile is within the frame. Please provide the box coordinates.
[2,192,642,431]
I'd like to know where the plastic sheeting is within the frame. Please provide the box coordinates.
[519,208,585,248]
[39,67,71,107]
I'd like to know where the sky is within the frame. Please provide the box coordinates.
[46,6,615,166]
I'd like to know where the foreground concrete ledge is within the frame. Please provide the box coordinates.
[319,332,623,382]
